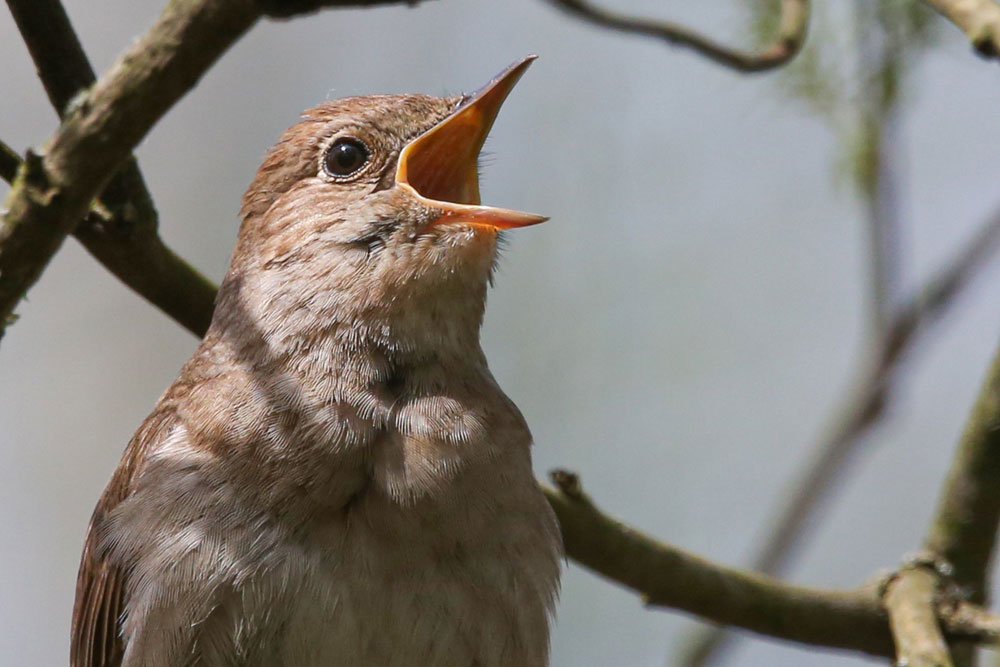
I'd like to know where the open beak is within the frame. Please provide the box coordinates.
[396,56,548,231]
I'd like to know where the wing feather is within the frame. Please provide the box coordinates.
[71,410,175,667]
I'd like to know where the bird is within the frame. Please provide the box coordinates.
[70,56,562,667]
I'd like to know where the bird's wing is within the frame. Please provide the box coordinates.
[71,527,125,667]
[71,410,175,667]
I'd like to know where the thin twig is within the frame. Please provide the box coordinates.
[542,0,810,73]
[857,7,905,343]
[544,469,1000,658]
[924,0,1000,58]
[677,207,1000,665]
[758,192,1000,577]
[945,599,1000,642]
[256,0,429,17]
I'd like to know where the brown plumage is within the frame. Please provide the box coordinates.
[71,57,561,667]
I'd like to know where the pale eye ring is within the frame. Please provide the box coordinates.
[323,137,370,179]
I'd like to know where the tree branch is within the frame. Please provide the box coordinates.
[753,203,1000,576]
[882,319,1000,666]
[0,142,18,183]
[544,469,1000,658]
[5,0,217,335]
[944,597,1000,641]
[884,562,955,667]
[0,0,431,339]
[257,0,427,18]
[677,207,1000,666]
[0,138,217,335]
[924,336,1000,601]
[541,0,810,73]
[4,0,95,115]
[0,0,261,337]
[924,0,1000,58]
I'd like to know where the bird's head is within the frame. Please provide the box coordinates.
[220,57,545,355]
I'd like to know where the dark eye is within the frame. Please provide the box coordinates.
[324,138,370,178]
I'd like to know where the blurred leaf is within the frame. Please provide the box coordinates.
[742,0,944,196]
[746,0,783,47]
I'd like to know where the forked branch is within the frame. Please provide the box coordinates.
[0,0,433,339]
[543,469,1000,658]
[883,340,1000,665]
[924,0,1000,58]
[679,205,1000,666]
[5,0,217,335]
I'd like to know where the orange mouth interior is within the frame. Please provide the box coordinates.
[395,56,548,231]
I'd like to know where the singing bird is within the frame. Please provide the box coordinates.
[71,57,562,667]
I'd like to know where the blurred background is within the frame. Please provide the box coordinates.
[3,1,1000,665]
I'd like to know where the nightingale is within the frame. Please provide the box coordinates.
[71,56,562,667]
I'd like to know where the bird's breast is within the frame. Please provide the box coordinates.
[266,381,560,666]
[250,431,561,667]
[119,355,562,666]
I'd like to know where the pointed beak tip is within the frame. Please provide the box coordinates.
[508,54,539,80]
[498,211,549,230]
[454,208,549,231]
[398,56,546,233]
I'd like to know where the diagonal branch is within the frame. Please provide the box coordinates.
[678,207,1000,666]
[768,206,1000,567]
[543,469,1000,658]
[884,336,1000,666]
[6,0,216,335]
[6,0,100,114]
[0,0,433,340]
[0,143,18,184]
[541,0,810,73]
[0,0,261,337]
[924,0,1000,58]
[758,203,1000,576]
[924,329,1000,600]
[0,139,217,335]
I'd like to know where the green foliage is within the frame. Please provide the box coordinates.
[747,0,783,46]
[744,0,942,195]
